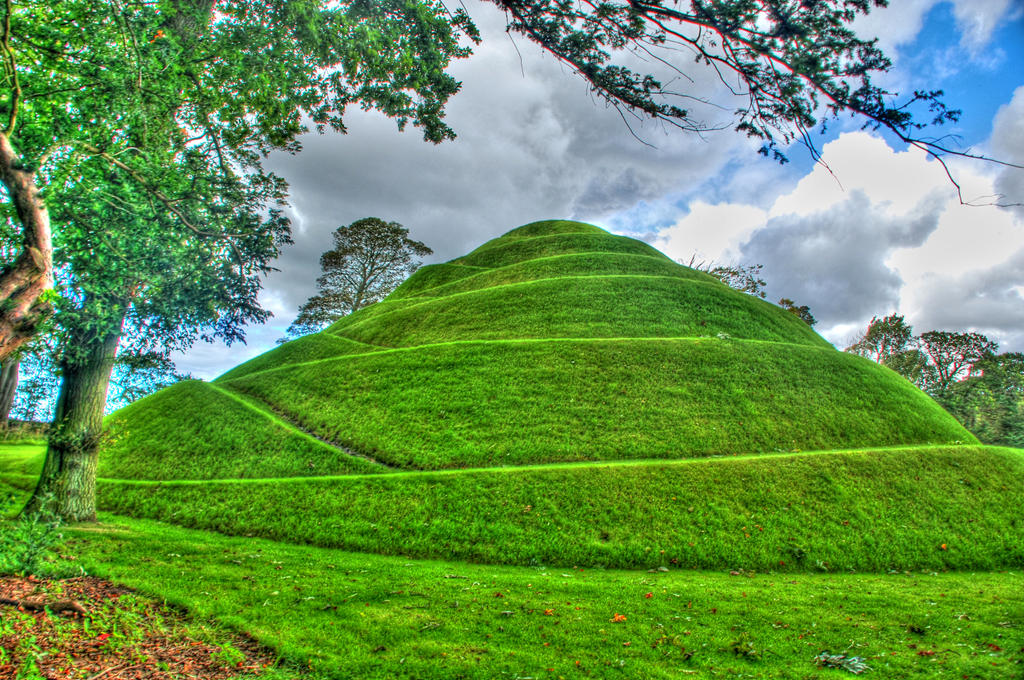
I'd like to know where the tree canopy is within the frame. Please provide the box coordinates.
[286,217,432,339]
[491,1,972,165]
[0,0,474,360]
[846,315,1021,446]
[846,314,915,364]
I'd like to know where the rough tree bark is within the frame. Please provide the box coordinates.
[0,356,18,423]
[24,303,126,521]
[0,133,54,362]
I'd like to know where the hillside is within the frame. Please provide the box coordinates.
[102,220,972,480]
[75,219,1018,573]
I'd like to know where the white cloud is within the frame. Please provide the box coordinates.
[768,133,955,218]
[951,0,1019,52]
[854,0,939,52]
[855,0,1017,54]
[653,202,767,264]
[645,121,1024,352]
[991,86,1024,217]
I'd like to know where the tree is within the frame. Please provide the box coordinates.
[777,298,816,326]
[21,144,289,520]
[0,0,475,361]
[844,316,1011,436]
[107,352,189,411]
[918,330,998,396]
[846,314,915,364]
[943,352,1023,447]
[286,218,432,339]
[489,0,1014,192]
[1,0,473,521]
[0,357,17,423]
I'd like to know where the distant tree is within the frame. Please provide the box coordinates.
[845,317,1008,429]
[285,218,432,339]
[880,348,931,388]
[107,352,190,412]
[942,352,1023,447]
[0,333,58,425]
[846,314,915,364]
[918,331,999,396]
[10,352,58,423]
[777,298,816,326]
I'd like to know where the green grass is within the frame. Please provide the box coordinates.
[392,252,721,300]
[102,380,384,480]
[332,276,830,348]
[11,442,1022,573]
[454,230,670,269]
[0,443,46,478]
[216,340,970,470]
[482,218,608,241]
[0,445,985,571]
[216,333,380,382]
[104,219,977,478]
[57,512,1024,680]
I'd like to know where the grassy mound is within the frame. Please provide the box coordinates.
[92,218,968,477]
[217,333,378,382]
[219,339,969,469]
[391,252,720,300]
[101,381,384,480]
[9,442,1020,571]
[88,218,993,572]
[331,277,830,348]
[84,446,1024,571]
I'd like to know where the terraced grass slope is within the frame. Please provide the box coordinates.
[82,219,1016,572]
[103,220,971,479]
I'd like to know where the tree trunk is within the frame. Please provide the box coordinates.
[24,305,126,522]
[0,133,54,362]
[0,357,19,423]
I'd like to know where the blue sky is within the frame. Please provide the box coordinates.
[171,0,1024,379]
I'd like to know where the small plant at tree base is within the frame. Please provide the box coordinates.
[814,651,871,674]
[0,493,73,577]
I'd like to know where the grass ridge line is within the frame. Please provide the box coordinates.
[218,335,837,384]
[402,250,682,299]
[91,444,978,486]
[205,384,392,471]
[87,445,1024,572]
[338,274,736,334]
[456,230,610,257]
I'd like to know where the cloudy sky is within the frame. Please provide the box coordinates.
[175,0,1024,379]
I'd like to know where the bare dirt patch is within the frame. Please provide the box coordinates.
[0,576,280,680]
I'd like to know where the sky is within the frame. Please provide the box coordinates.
[173,0,1024,379]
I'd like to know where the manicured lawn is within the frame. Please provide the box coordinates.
[220,340,970,470]
[63,514,1024,680]
[101,381,383,481]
